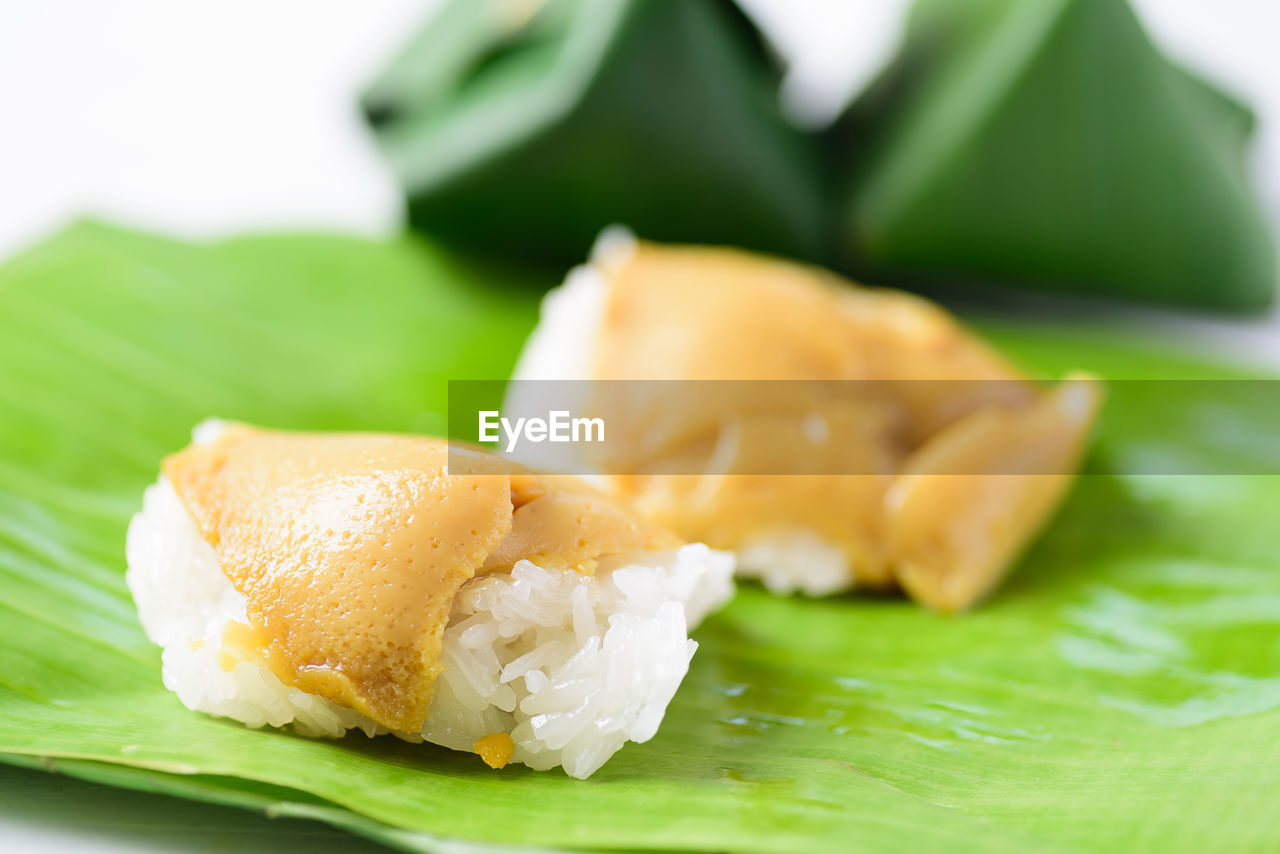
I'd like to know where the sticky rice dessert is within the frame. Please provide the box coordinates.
[511,230,1101,612]
[126,421,734,779]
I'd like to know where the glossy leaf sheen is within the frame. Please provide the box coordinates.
[0,224,1278,852]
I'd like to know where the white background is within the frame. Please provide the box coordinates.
[0,1,1277,851]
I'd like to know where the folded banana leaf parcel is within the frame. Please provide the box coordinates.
[2,222,1280,852]
[365,0,1275,310]
[833,0,1276,310]
[362,0,827,266]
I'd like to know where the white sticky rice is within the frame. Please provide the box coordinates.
[735,529,854,597]
[126,425,735,780]
[509,226,858,596]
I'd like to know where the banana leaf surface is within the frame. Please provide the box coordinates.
[0,223,1278,852]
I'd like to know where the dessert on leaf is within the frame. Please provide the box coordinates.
[126,421,734,779]
[512,231,1101,611]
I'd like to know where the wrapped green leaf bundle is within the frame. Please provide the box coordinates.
[365,0,1275,310]
[363,0,826,266]
[835,0,1276,310]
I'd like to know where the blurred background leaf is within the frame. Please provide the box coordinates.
[364,0,828,266]
[835,0,1275,310]
[364,0,1275,310]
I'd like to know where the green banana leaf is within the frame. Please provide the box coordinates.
[835,0,1276,311]
[2,223,1280,852]
[362,0,827,267]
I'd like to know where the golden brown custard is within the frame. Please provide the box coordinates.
[473,732,515,769]
[885,376,1100,610]
[588,242,1100,610]
[596,243,1033,435]
[484,473,679,572]
[164,425,678,732]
